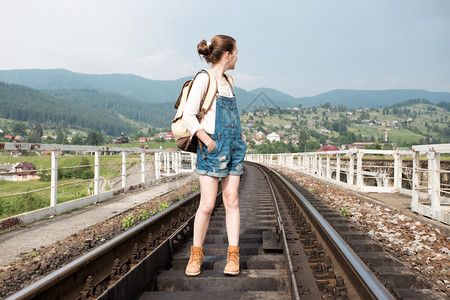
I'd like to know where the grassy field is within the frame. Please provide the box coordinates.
[0,152,155,219]
[240,103,449,146]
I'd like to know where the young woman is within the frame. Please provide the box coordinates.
[183,35,247,276]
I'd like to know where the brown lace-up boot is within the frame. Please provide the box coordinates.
[224,245,240,275]
[185,246,204,276]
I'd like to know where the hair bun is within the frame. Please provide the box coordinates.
[197,39,211,57]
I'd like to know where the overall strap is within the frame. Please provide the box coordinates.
[223,73,234,93]
[197,69,218,120]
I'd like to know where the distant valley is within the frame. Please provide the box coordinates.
[0,68,449,139]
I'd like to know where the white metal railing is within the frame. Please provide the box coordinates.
[246,144,450,225]
[0,142,196,229]
[411,144,450,224]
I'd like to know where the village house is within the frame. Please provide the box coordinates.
[317,145,340,152]
[255,131,266,140]
[156,132,175,140]
[139,137,148,143]
[0,162,40,182]
[267,132,280,142]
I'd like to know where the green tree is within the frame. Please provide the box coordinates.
[345,132,357,144]
[134,130,143,141]
[27,130,42,143]
[71,134,83,145]
[55,125,65,144]
[96,132,105,145]
[86,132,98,145]
[305,140,320,151]
[322,102,331,109]
[12,122,27,136]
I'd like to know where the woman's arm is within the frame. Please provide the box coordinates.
[183,73,215,152]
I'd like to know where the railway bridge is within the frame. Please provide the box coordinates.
[0,142,449,299]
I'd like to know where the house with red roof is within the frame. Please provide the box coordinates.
[0,162,40,181]
[317,145,340,152]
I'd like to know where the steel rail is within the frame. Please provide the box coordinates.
[6,190,201,300]
[260,166,300,300]
[267,167,395,300]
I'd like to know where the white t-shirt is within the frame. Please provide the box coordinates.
[183,71,234,135]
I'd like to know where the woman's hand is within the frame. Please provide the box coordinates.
[207,140,216,153]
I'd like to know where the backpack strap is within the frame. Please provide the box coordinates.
[223,73,234,92]
[197,69,218,120]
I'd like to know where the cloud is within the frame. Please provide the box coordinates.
[128,48,200,80]
[232,73,264,91]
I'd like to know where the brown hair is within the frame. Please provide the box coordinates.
[197,35,236,64]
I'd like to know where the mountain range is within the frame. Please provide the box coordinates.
[1,69,450,110]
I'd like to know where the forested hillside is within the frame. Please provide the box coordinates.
[2,69,450,110]
[45,89,173,128]
[0,82,172,135]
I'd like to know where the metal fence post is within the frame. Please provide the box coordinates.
[348,153,354,186]
[306,154,310,173]
[393,151,401,191]
[429,151,441,215]
[412,150,420,207]
[318,155,323,177]
[357,151,364,191]
[94,151,100,195]
[155,152,161,181]
[326,154,331,179]
[174,152,179,174]
[50,150,59,207]
[190,153,195,172]
[163,152,168,176]
[336,154,341,182]
[312,155,317,175]
[141,152,146,183]
[122,151,126,188]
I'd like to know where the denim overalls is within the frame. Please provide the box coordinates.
[196,90,247,177]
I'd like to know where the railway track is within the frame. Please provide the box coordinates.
[8,162,446,299]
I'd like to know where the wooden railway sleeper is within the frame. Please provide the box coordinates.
[266,168,350,299]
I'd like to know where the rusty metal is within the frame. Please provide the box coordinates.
[7,190,201,300]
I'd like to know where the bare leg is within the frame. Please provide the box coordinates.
[222,175,241,246]
[193,175,219,247]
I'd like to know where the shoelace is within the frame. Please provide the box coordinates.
[227,250,239,264]
[190,251,205,265]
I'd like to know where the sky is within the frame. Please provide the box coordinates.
[1,0,449,97]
